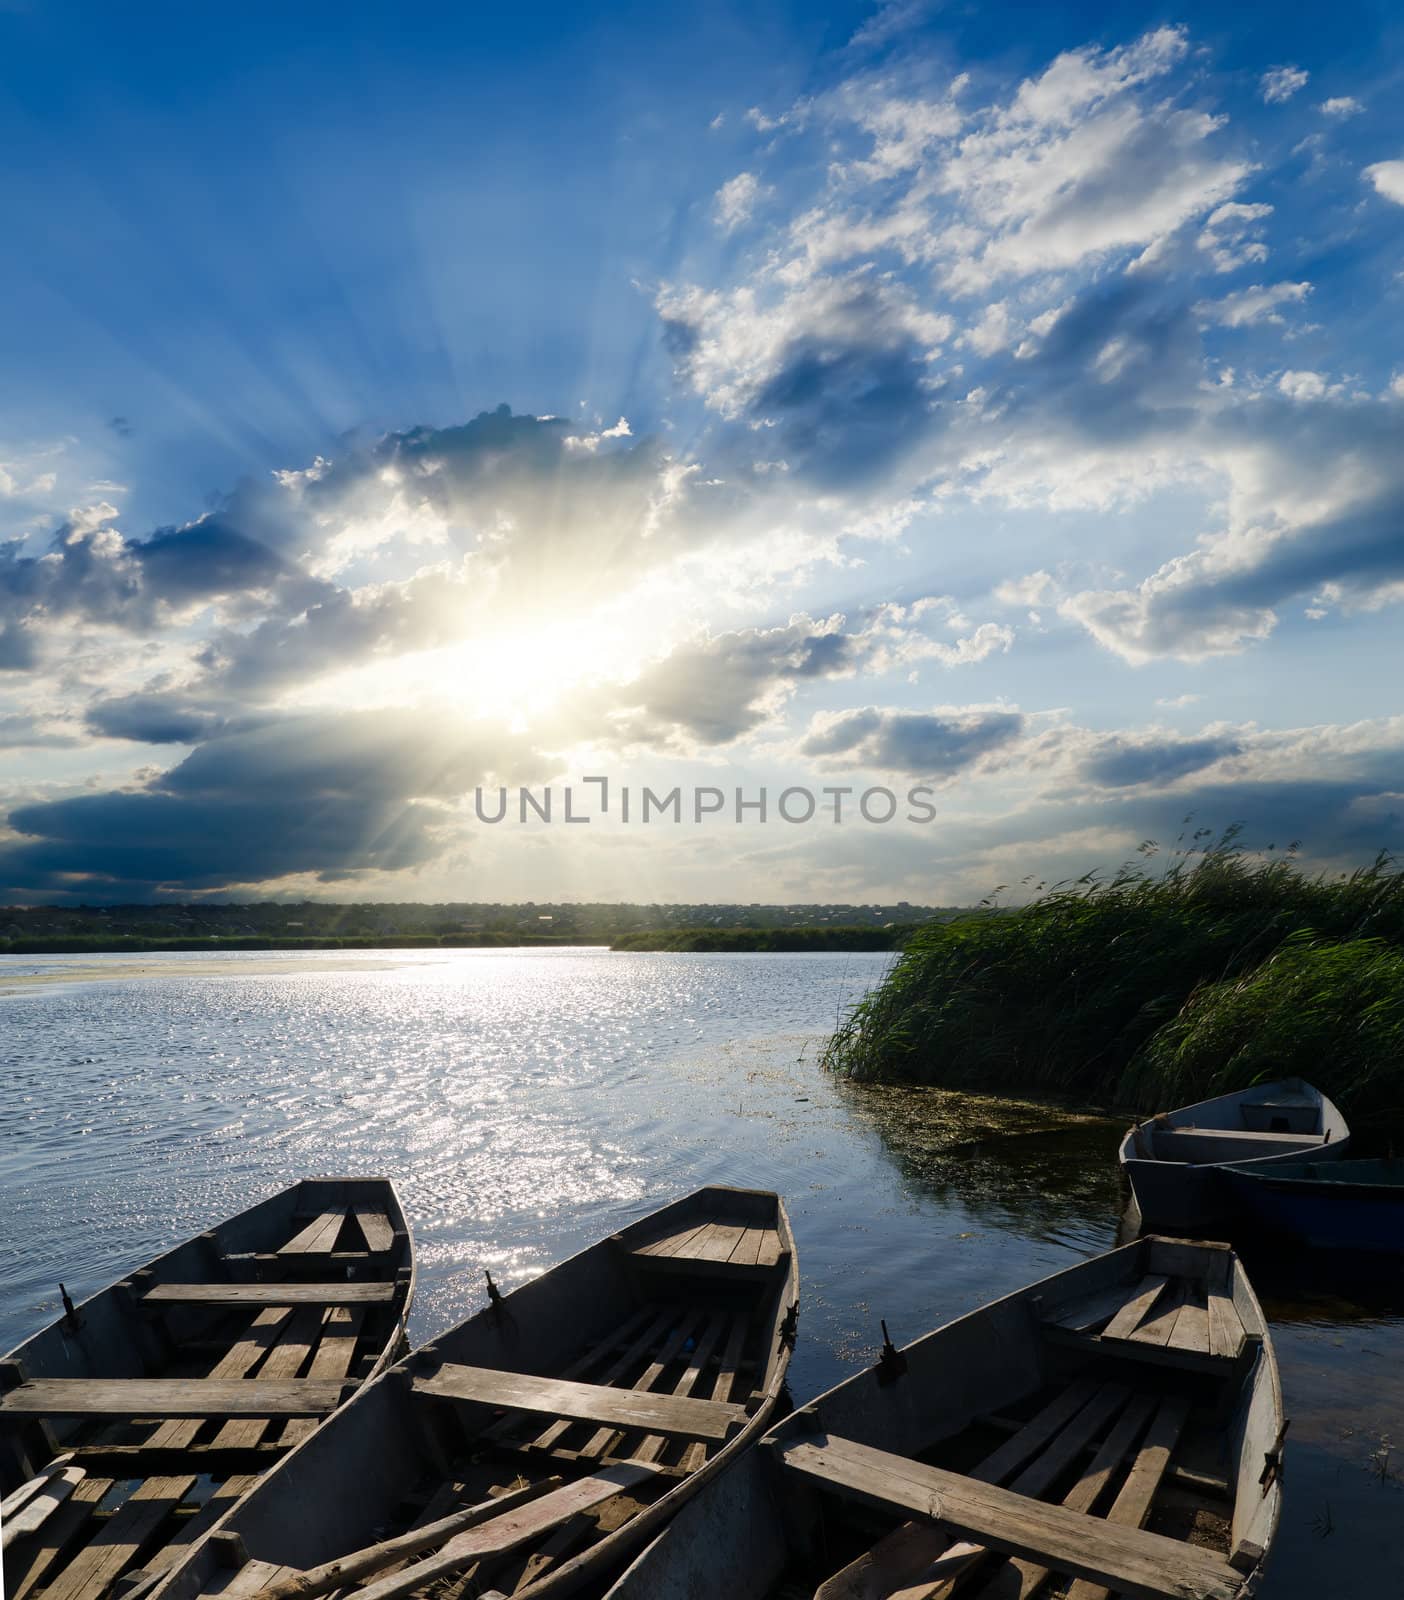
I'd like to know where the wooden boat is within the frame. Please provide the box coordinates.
[1118,1078,1349,1230]
[1,1177,414,1600]
[608,1235,1282,1600]
[1217,1156,1404,1253]
[150,1184,797,1600]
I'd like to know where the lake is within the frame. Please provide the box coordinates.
[2,947,1399,1594]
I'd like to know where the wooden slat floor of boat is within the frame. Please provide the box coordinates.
[1064,1395,1191,1600]
[414,1365,745,1442]
[507,1307,683,1456]
[628,1309,733,1465]
[143,1308,294,1451]
[915,1384,1138,1598]
[211,1307,327,1449]
[812,1380,1103,1599]
[482,1304,668,1452]
[575,1310,707,1458]
[279,1305,367,1445]
[963,1394,1162,1600]
[681,1311,750,1472]
[135,1474,259,1580]
[36,1474,199,1600]
[776,1432,1240,1600]
[6,1475,115,1600]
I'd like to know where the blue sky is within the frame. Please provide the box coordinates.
[2,0,1403,903]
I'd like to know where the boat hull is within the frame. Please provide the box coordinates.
[151,1184,798,1600]
[1117,1078,1350,1232]
[609,1236,1281,1600]
[1218,1162,1404,1253]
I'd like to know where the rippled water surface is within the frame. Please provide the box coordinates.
[2,948,1400,1596]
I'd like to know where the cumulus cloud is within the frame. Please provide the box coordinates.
[799,703,1024,776]
[995,571,1056,607]
[1260,66,1309,104]
[1364,161,1404,206]
[603,603,1011,748]
[1278,369,1327,400]
[1195,280,1311,327]
[1319,96,1363,117]
[714,172,767,231]
[1079,730,1243,787]
[1197,201,1272,273]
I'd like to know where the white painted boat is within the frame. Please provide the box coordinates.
[609,1235,1283,1600]
[1,1178,415,1600]
[150,1184,797,1600]
[1118,1078,1349,1230]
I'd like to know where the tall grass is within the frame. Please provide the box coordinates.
[822,838,1404,1118]
[1127,935,1404,1119]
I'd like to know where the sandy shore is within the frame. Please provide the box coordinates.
[0,954,431,994]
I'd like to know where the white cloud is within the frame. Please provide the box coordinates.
[1278,369,1326,400]
[1320,96,1363,117]
[1260,66,1309,104]
[1196,279,1311,327]
[714,171,766,232]
[1156,693,1203,708]
[995,571,1055,607]
[1364,160,1404,206]
[1197,201,1272,273]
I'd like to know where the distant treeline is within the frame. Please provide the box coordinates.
[824,836,1404,1126]
[611,926,916,952]
[1,925,915,955]
[0,933,591,954]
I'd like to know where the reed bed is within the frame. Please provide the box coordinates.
[822,837,1404,1120]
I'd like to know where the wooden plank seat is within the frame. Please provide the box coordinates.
[353,1206,396,1253]
[140,1282,394,1307]
[1,1378,348,1420]
[414,1363,747,1442]
[815,1381,1127,1599]
[775,1432,1242,1600]
[628,1217,784,1269]
[279,1210,347,1256]
[1042,1270,1247,1371]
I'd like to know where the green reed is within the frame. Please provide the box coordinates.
[821,833,1404,1118]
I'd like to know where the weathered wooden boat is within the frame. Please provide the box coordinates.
[150,1184,797,1600]
[1118,1078,1349,1230]
[2,1177,414,1600]
[609,1235,1282,1600]
[1217,1156,1404,1253]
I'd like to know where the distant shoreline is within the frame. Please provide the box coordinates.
[0,925,915,957]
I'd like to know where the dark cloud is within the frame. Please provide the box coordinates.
[0,513,299,662]
[84,692,239,745]
[1081,732,1242,788]
[612,618,862,745]
[800,705,1025,775]
[0,709,544,900]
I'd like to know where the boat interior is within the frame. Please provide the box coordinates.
[1245,1157,1404,1188]
[1133,1083,1332,1167]
[1,1180,412,1600]
[734,1239,1276,1600]
[166,1186,795,1600]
